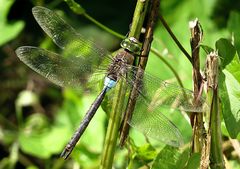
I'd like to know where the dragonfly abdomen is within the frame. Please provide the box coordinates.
[104,77,117,91]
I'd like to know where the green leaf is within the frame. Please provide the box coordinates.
[175,149,190,169]
[221,70,240,138]
[225,53,240,84]
[16,90,39,107]
[200,44,214,54]
[215,38,236,69]
[151,146,181,169]
[151,147,198,169]
[229,160,240,169]
[127,143,157,168]
[19,125,70,159]
[135,144,157,161]
[227,11,240,58]
[185,153,201,169]
[60,89,105,153]
[0,0,24,46]
[26,166,38,169]
[15,90,40,125]
[219,55,240,138]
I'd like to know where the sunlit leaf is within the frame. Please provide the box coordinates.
[15,90,39,107]
[151,146,181,169]
[59,90,105,153]
[26,166,38,169]
[175,149,190,169]
[219,55,240,138]
[215,38,236,69]
[0,0,24,46]
[19,125,70,159]
[185,153,201,169]
[228,11,240,58]
[200,44,214,54]
[135,144,157,161]
[225,53,240,84]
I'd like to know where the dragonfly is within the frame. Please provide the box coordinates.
[15,6,206,159]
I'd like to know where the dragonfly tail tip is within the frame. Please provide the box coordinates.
[60,149,71,160]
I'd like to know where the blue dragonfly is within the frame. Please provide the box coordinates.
[15,6,205,159]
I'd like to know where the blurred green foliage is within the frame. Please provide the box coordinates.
[0,0,240,168]
[0,0,24,46]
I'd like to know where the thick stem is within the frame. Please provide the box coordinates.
[205,52,225,169]
[119,0,158,147]
[100,0,149,168]
[128,0,149,39]
[209,89,225,169]
[189,19,204,154]
[100,80,127,169]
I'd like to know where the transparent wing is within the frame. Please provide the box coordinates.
[16,6,115,88]
[121,67,207,146]
[129,95,184,147]
[32,6,112,63]
[128,67,206,113]
[16,46,107,88]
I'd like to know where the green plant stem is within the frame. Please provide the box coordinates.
[100,0,149,168]
[128,0,149,39]
[18,153,35,167]
[189,19,204,154]
[65,0,124,39]
[119,0,158,147]
[0,113,18,130]
[205,52,225,169]
[205,86,225,169]
[100,80,127,169]
[159,14,192,64]
[209,89,224,169]
[83,13,125,39]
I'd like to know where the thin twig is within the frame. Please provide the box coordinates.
[84,13,125,39]
[159,14,192,63]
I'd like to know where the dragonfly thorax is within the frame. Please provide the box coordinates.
[106,50,134,83]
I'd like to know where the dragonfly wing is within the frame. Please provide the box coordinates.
[102,67,184,146]
[129,68,206,112]
[121,67,207,146]
[129,95,184,147]
[16,46,106,88]
[16,7,114,89]
[32,6,76,49]
[32,6,112,70]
